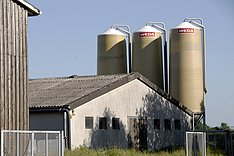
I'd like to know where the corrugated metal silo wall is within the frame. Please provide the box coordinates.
[0,0,28,130]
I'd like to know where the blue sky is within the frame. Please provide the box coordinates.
[28,0,234,127]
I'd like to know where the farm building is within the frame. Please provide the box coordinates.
[0,0,40,130]
[29,72,193,150]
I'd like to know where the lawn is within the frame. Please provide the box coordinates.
[65,146,225,156]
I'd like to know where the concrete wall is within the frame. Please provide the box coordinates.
[70,79,192,150]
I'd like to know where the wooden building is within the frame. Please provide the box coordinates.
[0,0,40,130]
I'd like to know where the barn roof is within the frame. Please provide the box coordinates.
[13,0,41,16]
[29,72,193,116]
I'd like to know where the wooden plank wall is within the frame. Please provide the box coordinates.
[0,0,28,130]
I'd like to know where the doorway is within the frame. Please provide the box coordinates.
[127,117,147,150]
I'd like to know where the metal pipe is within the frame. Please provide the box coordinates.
[184,19,207,136]
[192,113,195,131]
[63,111,67,148]
[186,20,207,94]
[29,106,71,149]
[164,41,168,93]
[203,112,206,131]
[111,24,130,32]
[183,18,203,25]
[146,22,166,41]
[128,42,132,73]
[146,22,168,93]
[146,22,165,29]
[111,25,132,73]
[60,107,71,149]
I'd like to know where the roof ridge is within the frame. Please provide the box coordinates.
[29,73,130,81]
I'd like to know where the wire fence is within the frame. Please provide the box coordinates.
[185,130,234,156]
[0,130,64,156]
[207,130,233,156]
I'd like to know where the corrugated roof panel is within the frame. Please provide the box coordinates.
[29,74,129,108]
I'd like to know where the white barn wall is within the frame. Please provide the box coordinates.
[70,79,192,150]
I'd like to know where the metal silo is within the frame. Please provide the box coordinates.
[97,27,128,75]
[169,20,206,113]
[132,24,165,90]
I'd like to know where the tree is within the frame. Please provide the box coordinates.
[220,122,230,131]
[195,122,210,131]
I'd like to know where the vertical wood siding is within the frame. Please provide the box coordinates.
[0,0,28,130]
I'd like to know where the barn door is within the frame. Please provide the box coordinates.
[139,118,147,150]
[127,117,147,150]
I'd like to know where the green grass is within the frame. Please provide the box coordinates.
[65,146,225,156]
[206,147,225,156]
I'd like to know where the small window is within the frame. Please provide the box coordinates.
[164,119,171,131]
[112,118,120,129]
[174,119,181,131]
[99,117,107,130]
[154,119,160,130]
[85,117,93,129]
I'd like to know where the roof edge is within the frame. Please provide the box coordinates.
[67,72,194,116]
[134,73,194,116]
[13,0,41,16]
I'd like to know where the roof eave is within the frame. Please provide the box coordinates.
[13,0,41,16]
[30,105,70,111]
[134,73,194,116]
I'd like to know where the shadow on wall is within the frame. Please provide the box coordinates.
[89,108,128,149]
[86,90,191,150]
[134,90,191,150]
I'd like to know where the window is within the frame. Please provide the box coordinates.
[112,118,120,129]
[154,119,160,130]
[164,119,171,131]
[85,117,93,129]
[99,117,107,129]
[174,119,181,131]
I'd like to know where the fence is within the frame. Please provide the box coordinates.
[207,130,233,156]
[0,130,64,156]
[186,131,206,156]
[185,130,234,156]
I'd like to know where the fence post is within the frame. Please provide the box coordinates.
[46,133,48,156]
[17,132,19,156]
[204,132,206,156]
[225,130,233,156]
[1,131,3,156]
[58,132,61,156]
[31,131,34,156]
[62,131,64,156]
